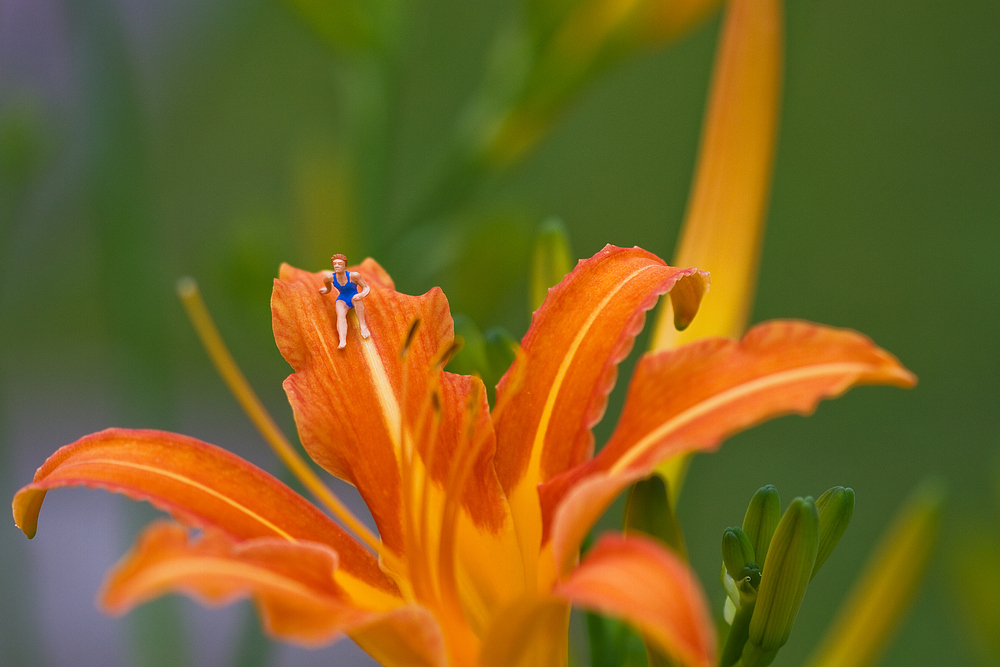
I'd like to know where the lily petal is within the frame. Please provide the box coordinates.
[493,245,707,579]
[392,371,525,635]
[479,594,570,667]
[273,259,456,556]
[554,533,714,667]
[350,605,450,667]
[433,373,526,632]
[273,260,521,621]
[11,428,397,600]
[544,321,916,573]
[496,245,707,491]
[102,521,445,666]
[102,522,385,637]
[652,0,783,348]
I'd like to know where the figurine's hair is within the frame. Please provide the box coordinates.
[331,253,347,263]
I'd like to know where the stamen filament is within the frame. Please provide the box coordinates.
[437,380,486,621]
[398,333,442,608]
[176,277,382,556]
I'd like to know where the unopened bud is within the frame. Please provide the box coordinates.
[747,497,819,662]
[813,486,855,579]
[530,217,572,311]
[743,484,781,567]
[738,563,762,593]
[625,475,687,557]
[722,526,756,581]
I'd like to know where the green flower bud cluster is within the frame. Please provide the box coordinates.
[718,485,855,667]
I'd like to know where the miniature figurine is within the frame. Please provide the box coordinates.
[319,254,370,348]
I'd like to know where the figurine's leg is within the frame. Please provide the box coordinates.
[353,298,370,338]
[335,300,349,349]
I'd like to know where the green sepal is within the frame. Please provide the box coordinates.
[624,475,687,559]
[812,486,855,580]
[743,485,781,568]
[448,314,489,377]
[623,475,690,665]
[585,611,649,667]
[483,327,518,402]
[446,317,518,406]
[530,216,573,312]
[749,497,819,652]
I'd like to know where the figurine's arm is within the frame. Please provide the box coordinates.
[319,273,334,294]
[352,273,370,301]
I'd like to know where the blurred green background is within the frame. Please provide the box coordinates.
[1,0,997,665]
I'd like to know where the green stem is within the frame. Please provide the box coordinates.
[719,600,755,667]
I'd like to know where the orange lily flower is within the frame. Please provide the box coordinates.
[13,245,914,666]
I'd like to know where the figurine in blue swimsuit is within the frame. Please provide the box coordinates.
[319,254,371,348]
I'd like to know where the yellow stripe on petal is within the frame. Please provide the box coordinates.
[273,260,454,556]
[12,428,398,595]
[609,361,909,475]
[176,278,381,555]
[360,331,403,451]
[541,321,915,573]
[494,246,707,582]
[101,522,397,646]
[508,259,665,582]
[79,458,298,542]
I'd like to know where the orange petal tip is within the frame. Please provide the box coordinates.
[12,487,45,539]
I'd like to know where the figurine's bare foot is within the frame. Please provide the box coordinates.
[338,338,347,349]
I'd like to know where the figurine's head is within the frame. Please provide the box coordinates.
[330,254,347,272]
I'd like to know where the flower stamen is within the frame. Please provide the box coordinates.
[437,381,487,619]
[176,278,383,556]
[399,327,443,607]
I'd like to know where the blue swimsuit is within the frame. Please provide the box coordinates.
[332,272,358,309]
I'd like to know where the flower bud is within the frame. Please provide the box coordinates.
[722,526,756,581]
[812,486,855,579]
[805,480,944,667]
[747,497,818,660]
[624,475,687,557]
[530,217,572,311]
[743,484,781,567]
[738,563,762,593]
